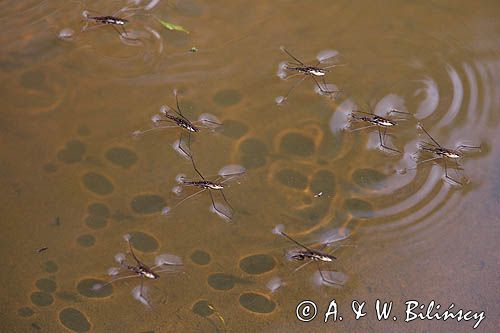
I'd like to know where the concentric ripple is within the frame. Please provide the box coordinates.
[247,39,499,249]
[329,52,499,245]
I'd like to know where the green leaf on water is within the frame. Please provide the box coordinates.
[157,19,190,34]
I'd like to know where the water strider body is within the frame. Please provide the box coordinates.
[160,107,199,133]
[287,248,336,263]
[181,179,225,191]
[86,15,129,26]
[118,238,159,280]
[285,65,327,77]
[351,112,397,128]
[419,145,461,159]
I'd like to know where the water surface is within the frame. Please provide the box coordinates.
[1,0,499,332]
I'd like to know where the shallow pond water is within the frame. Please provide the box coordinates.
[1,0,499,332]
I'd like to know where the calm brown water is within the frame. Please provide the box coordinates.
[1,0,499,332]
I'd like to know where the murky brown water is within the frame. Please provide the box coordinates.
[1,0,499,332]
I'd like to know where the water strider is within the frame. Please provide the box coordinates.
[272,225,349,286]
[276,46,342,104]
[93,234,183,305]
[409,123,481,185]
[133,89,221,179]
[164,165,246,222]
[349,106,412,153]
[81,8,136,40]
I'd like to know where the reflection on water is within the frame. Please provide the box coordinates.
[1,0,500,332]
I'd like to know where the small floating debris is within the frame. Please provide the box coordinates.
[157,19,190,34]
[36,247,48,254]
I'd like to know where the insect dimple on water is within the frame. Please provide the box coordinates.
[406,123,481,185]
[276,46,343,105]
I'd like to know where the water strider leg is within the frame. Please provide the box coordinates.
[418,123,442,147]
[280,47,305,65]
[151,261,184,271]
[293,260,313,273]
[322,63,344,69]
[456,144,481,151]
[167,188,207,213]
[452,160,464,182]
[219,189,233,212]
[111,25,127,39]
[348,124,378,132]
[81,22,107,32]
[139,278,144,297]
[318,265,343,286]
[132,125,178,136]
[124,237,143,266]
[94,274,138,290]
[406,156,442,171]
[312,76,338,95]
[378,126,400,153]
[194,119,222,128]
[282,73,304,81]
[443,158,462,185]
[280,76,307,103]
[388,109,411,116]
[177,131,196,168]
[184,132,205,179]
[208,190,231,220]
